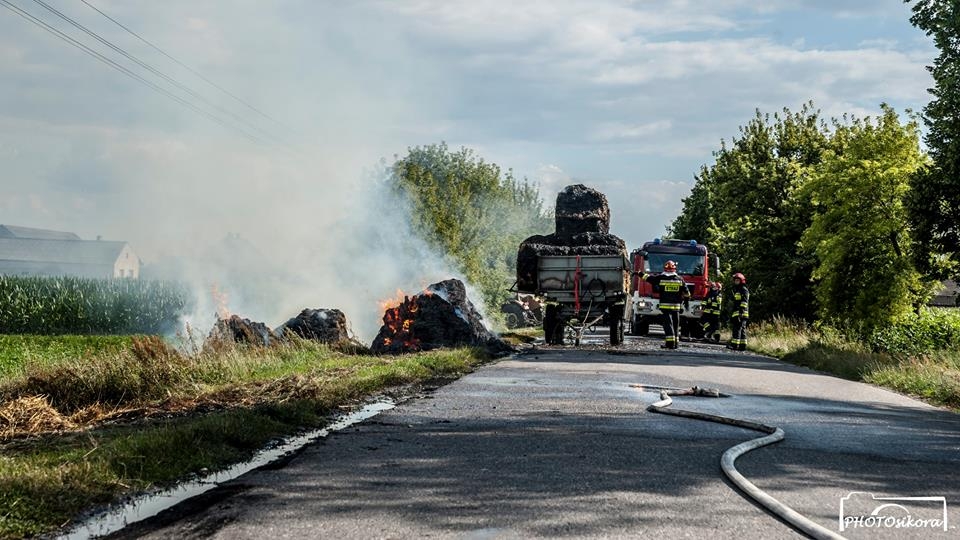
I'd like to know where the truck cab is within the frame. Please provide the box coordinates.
[630,239,719,337]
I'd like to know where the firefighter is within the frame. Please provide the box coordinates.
[727,272,749,351]
[700,281,722,343]
[640,260,689,349]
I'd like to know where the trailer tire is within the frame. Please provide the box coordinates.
[543,305,563,345]
[501,302,526,329]
[609,305,624,346]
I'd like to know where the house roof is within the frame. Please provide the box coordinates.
[0,238,128,265]
[931,280,960,307]
[0,225,82,241]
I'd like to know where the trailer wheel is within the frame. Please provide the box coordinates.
[543,305,563,345]
[501,302,526,329]
[609,305,624,346]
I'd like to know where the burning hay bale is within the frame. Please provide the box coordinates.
[275,308,351,344]
[206,314,279,348]
[517,184,627,292]
[371,279,512,356]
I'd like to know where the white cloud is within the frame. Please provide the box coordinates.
[590,120,672,141]
[534,164,570,196]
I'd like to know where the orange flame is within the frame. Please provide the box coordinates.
[379,289,407,311]
[210,283,231,320]
[377,288,427,351]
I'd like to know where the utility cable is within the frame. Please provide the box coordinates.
[78,0,291,132]
[635,384,846,540]
[29,0,289,148]
[1,0,268,145]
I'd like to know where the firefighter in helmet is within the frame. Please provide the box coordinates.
[640,260,690,349]
[727,272,749,351]
[701,281,722,343]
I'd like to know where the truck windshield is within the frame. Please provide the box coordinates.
[644,253,704,276]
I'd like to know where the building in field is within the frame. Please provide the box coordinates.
[0,225,140,279]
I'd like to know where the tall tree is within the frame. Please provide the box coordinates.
[802,106,927,327]
[906,0,960,278]
[671,103,829,320]
[388,143,552,311]
[669,167,714,245]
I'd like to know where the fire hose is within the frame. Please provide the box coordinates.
[634,385,846,540]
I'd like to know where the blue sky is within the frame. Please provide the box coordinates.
[0,0,936,256]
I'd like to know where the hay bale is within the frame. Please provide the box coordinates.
[516,232,626,293]
[371,278,512,356]
[555,184,611,236]
[206,315,279,348]
[276,308,351,344]
[515,185,625,293]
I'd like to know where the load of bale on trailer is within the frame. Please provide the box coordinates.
[516,184,630,345]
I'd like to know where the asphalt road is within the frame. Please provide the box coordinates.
[116,332,960,539]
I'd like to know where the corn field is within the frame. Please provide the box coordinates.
[0,276,192,335]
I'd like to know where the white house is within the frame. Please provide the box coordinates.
[0,225,140,279]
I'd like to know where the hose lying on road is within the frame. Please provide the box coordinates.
[632,385,845,540]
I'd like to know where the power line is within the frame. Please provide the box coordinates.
[78,0,292,132]
[0,0,269,145]
[28,0,290,148]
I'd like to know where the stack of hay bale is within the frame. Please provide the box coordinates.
[516,184,627,293]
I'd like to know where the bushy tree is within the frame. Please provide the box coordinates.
[388,143,551,311]
[802,106,927,327]
[670,103,828,320]
[906,0,960,279]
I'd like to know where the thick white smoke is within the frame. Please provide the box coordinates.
[141,147,479,343]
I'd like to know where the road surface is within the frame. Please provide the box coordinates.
[114,332,960,539]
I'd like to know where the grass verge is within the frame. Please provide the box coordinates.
[499,326,544,346]
[749,318,960,410]
[0,336,493,538]
[0,335,135,380]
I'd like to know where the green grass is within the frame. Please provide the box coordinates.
[750,318,960,409]
[0,336,493,538]
[0,403,324,539]
[0,335,136,379]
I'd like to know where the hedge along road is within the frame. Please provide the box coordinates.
[111,333,960,539]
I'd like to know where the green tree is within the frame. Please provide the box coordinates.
[671,103,829,320]
[668,171,714,245]
[906,0,960,278]
[802,106,927,328]
[388,143,551,313]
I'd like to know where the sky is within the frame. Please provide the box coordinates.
[0,0,938,332]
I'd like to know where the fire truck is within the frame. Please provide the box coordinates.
[629,239,719,338]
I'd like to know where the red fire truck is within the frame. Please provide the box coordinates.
[629,238,719,338]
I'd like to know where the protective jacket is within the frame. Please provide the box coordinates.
[703,288,722,316]
[643,272,690,311]
[731,283,749,319]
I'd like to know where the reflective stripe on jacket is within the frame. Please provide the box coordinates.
[731,284,749,319]
[643,272,690,311]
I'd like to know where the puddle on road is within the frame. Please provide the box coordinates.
[57,400,396,540]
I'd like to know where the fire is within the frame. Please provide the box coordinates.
[210,283,231,320]
[378,289,408,311]
[376,288,424,351]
